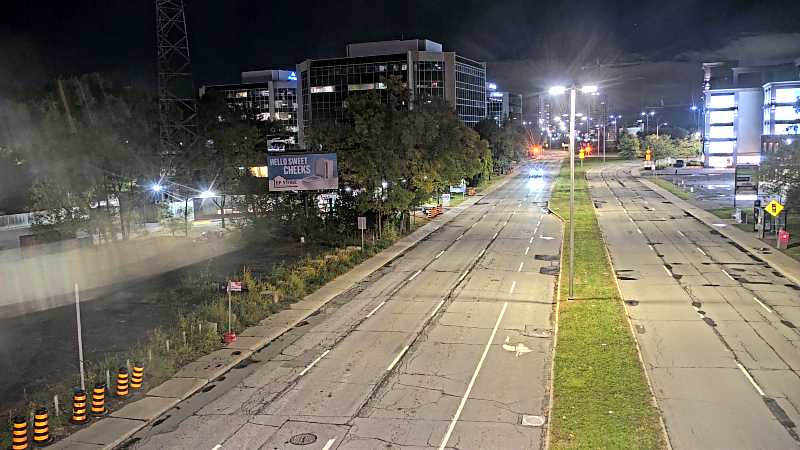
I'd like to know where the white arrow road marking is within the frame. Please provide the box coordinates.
[502,336,533,356]
[299,349,330,376]
[438,302,508,450]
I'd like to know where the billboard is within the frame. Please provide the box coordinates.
[268,153,338,191]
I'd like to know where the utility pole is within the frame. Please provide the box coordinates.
[156,0,198,160]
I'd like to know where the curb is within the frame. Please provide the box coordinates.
[637,174,800,287]
[52,168,521,450]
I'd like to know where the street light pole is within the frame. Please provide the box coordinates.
[568,87,576,300]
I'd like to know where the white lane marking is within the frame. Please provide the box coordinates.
[663,265,672,277]
[509,281,517,294]
[529,236,534,244]
[299,349,330,376]
[321,439,336,450]
[518,262,524,272]
[366,301,387,318]
[648,244,655,251]
[752,296,773,313]
[721,269,735,281]
[493,231,499,239]
[677,230,686,238]
[211,445,222,450]
[737,363,765,396]
[387,345,410,371]
[539,236,554,240]
[438,302,508,450]
[478,249,486,258]
[458,270,469,282]
[409,270,422,281]
[525,246,530,255]
[430,299,446,317]
[435,250,445,259]
[696,246,707,256]
[636,228,643,235]
[456,234,463,241]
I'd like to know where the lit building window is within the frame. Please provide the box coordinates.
[707,141,734,154]
[708,125,735,139]
[774,88,800,104]
[708,94,735,109]
[774,105,799,122]
[708,110,734,124]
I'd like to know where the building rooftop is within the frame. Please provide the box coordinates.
[346,39,443,57]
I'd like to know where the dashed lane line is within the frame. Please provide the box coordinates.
[438,301,508,450]
[299,349,330,376]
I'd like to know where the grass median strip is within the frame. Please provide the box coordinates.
[649,176,692,200]
[549,161,665,449]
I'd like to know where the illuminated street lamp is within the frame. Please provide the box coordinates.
[548,84,598,300]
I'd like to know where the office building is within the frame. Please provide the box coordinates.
[701,59,800,167]
[486,83,522,126]
[200,70,298,142]
[296,39,486,146]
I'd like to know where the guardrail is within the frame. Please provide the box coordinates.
[0,212,32,229]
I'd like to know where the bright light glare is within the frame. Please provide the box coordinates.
[580,85,598,93]
[199,190,216,199]
[548,86,567,95]
[381,181,388,189]
[151,183,163,192]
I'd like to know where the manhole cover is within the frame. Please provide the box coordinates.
[289,433,318,445]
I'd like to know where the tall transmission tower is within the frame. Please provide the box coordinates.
[156,0,197,158]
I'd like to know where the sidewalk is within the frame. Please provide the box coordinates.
[50,170,520,450]
[637,172,800,287]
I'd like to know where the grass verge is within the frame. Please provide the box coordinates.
[549,161,665,449]
[0,232,398,447]
[649,176,693,200]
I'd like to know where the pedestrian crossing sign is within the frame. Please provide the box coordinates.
[764,199,784,218]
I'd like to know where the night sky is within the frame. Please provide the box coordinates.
[2,0,800,123]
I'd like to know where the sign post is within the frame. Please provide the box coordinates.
[578,149,585,167]
[74,283,86,391]
[224,281,242,343]
[357,216,366,249]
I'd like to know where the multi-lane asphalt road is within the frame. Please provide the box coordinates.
[590,163,800,449]
[124,160,563,450]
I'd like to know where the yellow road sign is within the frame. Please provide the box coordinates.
[579,149,585,160]
[764,199,784,217]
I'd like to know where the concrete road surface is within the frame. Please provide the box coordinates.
[120,161,563,450]
[651,168,734,210]
[590,163,800,449]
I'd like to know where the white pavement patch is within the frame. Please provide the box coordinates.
[408,270,422,281]
[299,349,330,376]
[438,301,509,450]
[386,345,410,371]
[366,301,387,318]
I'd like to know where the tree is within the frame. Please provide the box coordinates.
[760,140,800,205]
[185,91,263,228]
[644,134,677,161]
[673,135,701,158]
[617,132,641,159]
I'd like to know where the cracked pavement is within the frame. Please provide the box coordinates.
[590,163,800,449]
[118,160,562,450]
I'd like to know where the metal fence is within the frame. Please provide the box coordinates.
[0,213,32,229]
